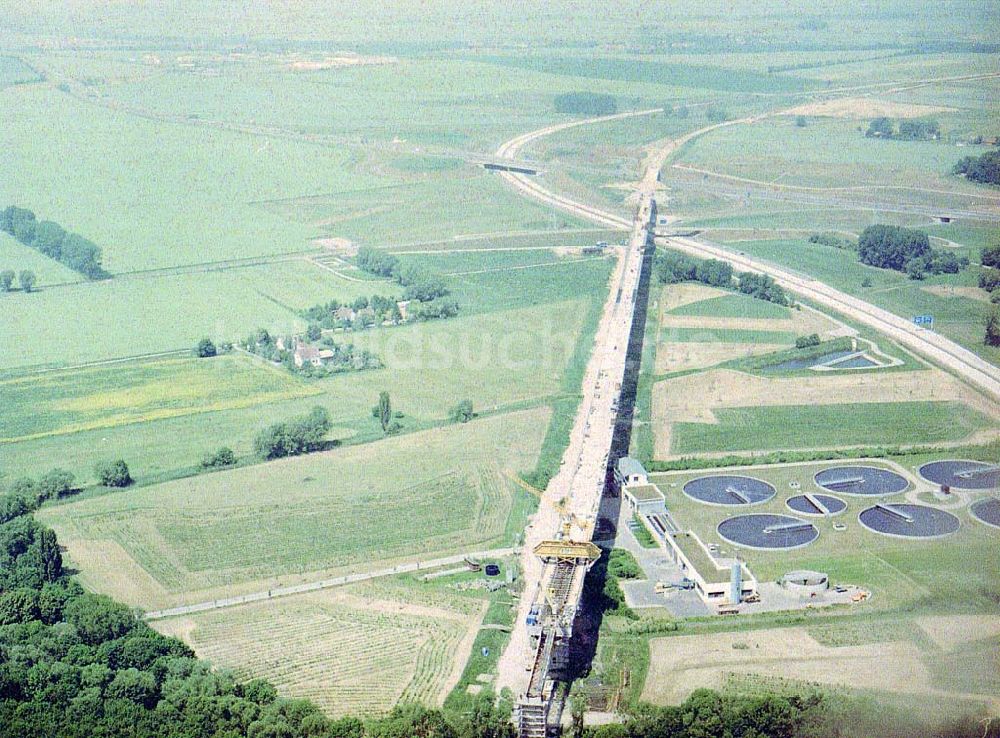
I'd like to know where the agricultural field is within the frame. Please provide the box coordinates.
[643,624,999,712]
[669,401,993,455]
[0,354,317,443]
[153,581,489,717]
[37,408,547,609]
[643,280,999,459]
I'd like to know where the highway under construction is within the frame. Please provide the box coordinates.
[493,100,1000,738]
[498,185,657,736]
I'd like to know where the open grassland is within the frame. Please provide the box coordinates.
[666,292,792,320]
[153,582,487,717]
[0,86,372,272]
[0,55,42,87]
[0,270,308,370]
[38,409,547,608]
[678,115,993,191]
[670,401,992,455]
[0,354,317,442]
[652,365,998,458]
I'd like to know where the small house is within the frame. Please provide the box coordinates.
[294,344,322,368]
[614,457,648,488]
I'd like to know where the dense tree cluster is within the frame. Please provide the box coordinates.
[584,689,824,738]
[355,247,449,302]
[795,333,821,349]
[553,92,617,116]
[0,206,109,279]
[737,272,788,305]
[303,294,402,331]
[655,250,789,305]
[193,338,217,358]
[952,149,1000,186]
[3,469,76,509]
[865,116,940,140]
[253,406,332,459]
[198,446,236,469]
[95,459,132,488]
[449,399,474,423]
[857,224,931,271]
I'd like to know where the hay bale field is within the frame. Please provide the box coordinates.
[153,584,488,717]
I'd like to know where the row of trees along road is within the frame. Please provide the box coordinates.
[0,205,108,279]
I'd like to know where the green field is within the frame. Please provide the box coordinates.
[0,55,42,88]
[0,354,317,442]
[38,408,547,606]
[679,116,994,190]
[712,238,998,363]
[667,293,792,319]
[660,327,797,344]
[670,401,992,454]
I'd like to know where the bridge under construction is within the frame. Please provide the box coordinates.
[512,195,656,738]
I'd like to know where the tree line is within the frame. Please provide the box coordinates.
[865,116,940,141]
[554,92,617,116]
[654,250,790,305]
[1,205,109,279]
[952,149,1000,186]
[355,246,458,317]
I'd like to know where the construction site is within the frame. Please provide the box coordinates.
[504,194,657,737]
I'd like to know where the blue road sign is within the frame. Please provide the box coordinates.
[913,315,934,326]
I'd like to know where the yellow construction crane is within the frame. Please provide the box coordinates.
[505,471,595,538]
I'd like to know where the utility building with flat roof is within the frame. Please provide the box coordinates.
[623,484,666,516]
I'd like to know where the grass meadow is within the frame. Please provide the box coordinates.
[670,401,992,454]
[0,354,317,442]
[0,230,83,286]
[38,408,547,606]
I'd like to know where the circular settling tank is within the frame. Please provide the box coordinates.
[919,460,1000,490]
[814,466,908,496]
[969,498,1000,529]
[858,503,960,539]
[683,475,776,506]
[786,493,847,516]
[717,514,819,550]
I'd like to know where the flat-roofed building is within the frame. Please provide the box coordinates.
[662,530,758,607]
[623,484,666,516]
